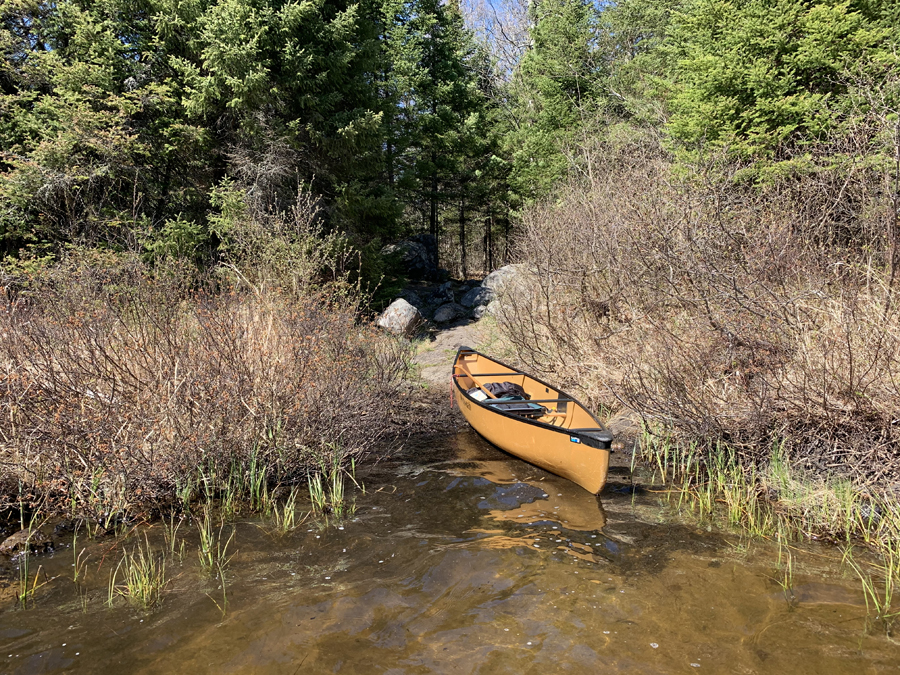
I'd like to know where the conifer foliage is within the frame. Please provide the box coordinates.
[1,0,897,277]
[0,0,505,277]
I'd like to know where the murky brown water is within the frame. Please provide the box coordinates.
[1,430,898,674]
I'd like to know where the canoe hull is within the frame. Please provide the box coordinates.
[452,349,612,493]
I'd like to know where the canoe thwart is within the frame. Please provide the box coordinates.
[484,398,573,405]
[457,371,527,377]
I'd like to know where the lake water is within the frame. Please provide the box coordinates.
[1,430,897,673]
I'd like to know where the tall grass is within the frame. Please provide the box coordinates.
[844,542,900,635]
[108,533,167,610]
[638,427,900,545]
[639,426,900,627]
[271,487,303,534]
[195,504,235,615]
[197,505,235,577]
[307,447,356,520]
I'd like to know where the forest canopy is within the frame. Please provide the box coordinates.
[1,0,897,278]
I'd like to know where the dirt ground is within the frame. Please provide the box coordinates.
[412,319,493,388]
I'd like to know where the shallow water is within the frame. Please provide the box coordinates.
[1,431,898,674]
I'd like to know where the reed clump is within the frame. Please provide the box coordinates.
[108,533,168,610]
[307,448,356,520]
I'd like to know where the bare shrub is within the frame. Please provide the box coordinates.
[496,124,900,487]
[0,252,409,520]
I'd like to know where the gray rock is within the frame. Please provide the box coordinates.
[428,281,455,306]
[381,234,439,279]
[482,264,520,293]
[376,298,424,336]
[460,286,495,308]
[433,302,467,323]
[398,290,423,309]
[407,233,439,270]
[472,304,488,320]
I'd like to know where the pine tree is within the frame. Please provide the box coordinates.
[505,0,601,203]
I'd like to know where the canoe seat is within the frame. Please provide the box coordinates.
[485,397,547,419]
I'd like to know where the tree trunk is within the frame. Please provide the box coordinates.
[459,196,467,279]
[430,150,439,268]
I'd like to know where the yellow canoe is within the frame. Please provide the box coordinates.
[452,347,614,493]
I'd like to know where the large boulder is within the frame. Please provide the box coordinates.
[460,286,494,308]
[428,281,455,306]
[482,264,520,293]
[408,233,438,267]
[398,289,424,310]
[381,234,439,279]
[433,302,467,323]
[377,299,424,336]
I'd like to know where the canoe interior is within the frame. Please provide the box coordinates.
[452,349,606,434]
[452,348,612,492]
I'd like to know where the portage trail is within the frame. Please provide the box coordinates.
[412,320,491,388]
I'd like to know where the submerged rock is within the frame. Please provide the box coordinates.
[0,529,50,556]
[433,302,467,323]
[377,298,424,336]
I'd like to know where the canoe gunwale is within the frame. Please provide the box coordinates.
[452,347,613,450]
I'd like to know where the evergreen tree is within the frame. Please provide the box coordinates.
[0,0,205,253]
[505,0,601,203]
[665,0,898,170]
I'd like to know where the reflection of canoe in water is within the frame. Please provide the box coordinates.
[451,433,608,531]
[452,347,614,493]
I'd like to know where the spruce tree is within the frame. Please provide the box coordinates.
[505,0,601,203]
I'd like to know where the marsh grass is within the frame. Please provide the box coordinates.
[308,473,327,513]
[13,510,55,609]
[247,447,273,516]
[162,512,185,562]
[71,530,91,611]
[197,504,235,577]
[844,542,900,635]
[773,533,796,607]
[270,488,304,535]
[307,448,357,520]
[194,504,235,616]
[639,425,900,625]
[107,533,167,610]
[638,426,900,544]
[16,556,52,610]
